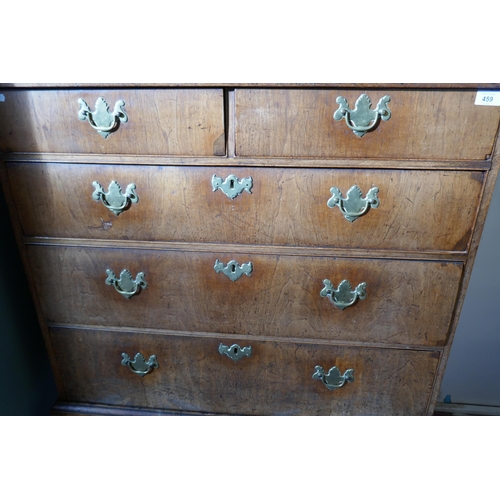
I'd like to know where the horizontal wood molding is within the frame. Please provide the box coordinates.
[1,153,491,170]
[23,236,468,262]
[51,401,218,416]
[48,322,446,351]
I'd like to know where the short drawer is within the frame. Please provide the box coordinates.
[10,163,483,253]
[29,246,462,346]
[0,89,225,156]
[235,89,500,160]
[50,328,440,415]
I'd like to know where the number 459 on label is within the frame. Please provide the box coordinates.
[475,91,500,106]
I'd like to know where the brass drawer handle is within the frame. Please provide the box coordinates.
[327,185,380,222]
[320,279,366,310]
[121,352,158,377]
[212,174,253,199]
[333,93,391,137]
[78,97,128,138]
[92,180,139,216]
[219,343,252,361]
[105,269,147,299]
[214,259,253,281]
[313,365,354,391]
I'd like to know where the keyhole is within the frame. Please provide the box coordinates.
[231,264,236,273]
[234,347,238,354]
[230,179,235,189]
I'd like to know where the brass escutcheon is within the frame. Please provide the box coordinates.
[218,343,252,361]
[214,259,253,281]
[212,174,253,199]
[334,94,391,137]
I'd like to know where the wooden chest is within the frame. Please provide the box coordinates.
[1,84,499,415]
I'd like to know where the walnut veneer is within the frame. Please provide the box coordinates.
[1,83,499,415]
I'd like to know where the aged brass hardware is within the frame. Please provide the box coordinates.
[121,352,158,377]
[92,180,139,216]
[105,269,147,299]
[218,343,252,361]
[327,185,380,222]
[214,259,253,281]
[320,279,367,310]
[78,97,128,138]
[313,365,354,391]
[212,174,253,199]
[334,94,391,137]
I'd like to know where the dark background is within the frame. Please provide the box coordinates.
[0,187,57,415]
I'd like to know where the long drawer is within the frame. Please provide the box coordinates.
[0,89,225,156]
[28,245,462,346]
[235,89,500,160]
[10,163,483,252]
[50,327,441,415]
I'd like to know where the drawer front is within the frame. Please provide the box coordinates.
[235,89,500,160]
[0,89,225,156]
[10,163,483,253]
[50,328,440,415]
[29,246,462,346]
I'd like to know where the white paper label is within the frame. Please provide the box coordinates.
[475,91,500,106]
[0,94,5,102]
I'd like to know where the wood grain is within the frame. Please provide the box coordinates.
[235,89,500,160]
[50,327,441,415]
[27,245,463,346]
[0,89,225,156]
[9,163,483,252]
[1,83,498,417]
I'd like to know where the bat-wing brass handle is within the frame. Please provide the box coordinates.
[121,352,158,377]
[333,94,391,137]
[78,97,128,138]
[92,180,139,216]
[327,185,380,222]
[105,269,147,299]
[313,365,354,391]
[320,279,366,310]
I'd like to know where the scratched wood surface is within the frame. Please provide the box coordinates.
[9,163,483,252]
[27,245,462,346]
[0,89,225,156]
[50,327,440,415]
[235,89,500,160]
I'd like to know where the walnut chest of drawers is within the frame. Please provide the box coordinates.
[1,84,499,416]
